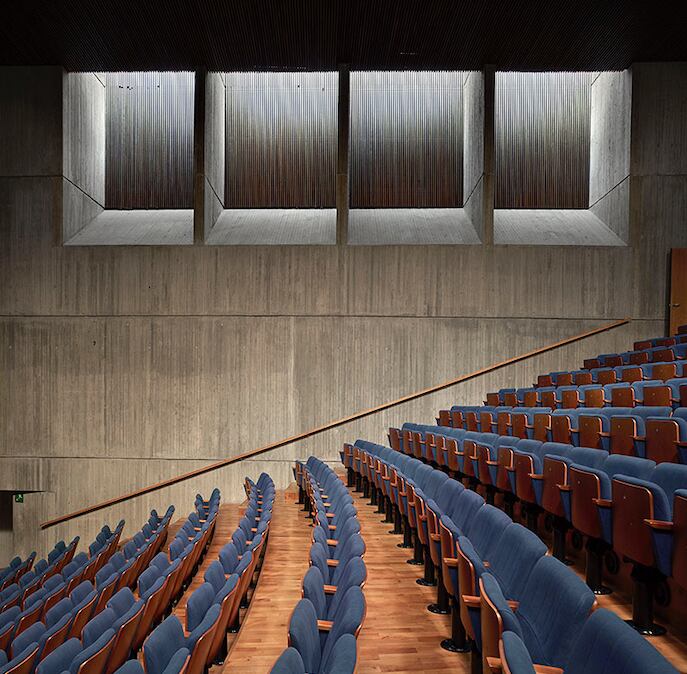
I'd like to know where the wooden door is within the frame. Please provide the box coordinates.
[670,249,687,335]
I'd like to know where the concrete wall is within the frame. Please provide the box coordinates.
[1,64,687,562]
[589,70,632,242]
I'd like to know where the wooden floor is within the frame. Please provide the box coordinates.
[223,482,469,674]
[161,481,687,673]
[222,488,311,673]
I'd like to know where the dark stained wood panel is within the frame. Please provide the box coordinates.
[494,71,592,209]
[105,72,195,209]
[2,1,687,72]
[350,71,463,208]
[224,72,337,208]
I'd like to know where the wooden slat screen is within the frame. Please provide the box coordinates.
[494,71,592,209]
[105,72,195,209]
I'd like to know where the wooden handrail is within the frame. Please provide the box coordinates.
[41,317,629,529]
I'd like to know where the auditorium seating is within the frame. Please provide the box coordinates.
[495,608,678,673]
[344,437,680,672]
[0,505,177,674]
[114,475,273,674]
[269,458,364,674]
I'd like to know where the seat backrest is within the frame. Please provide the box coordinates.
[451,489,485,538]
[185,583,215,632]
[320,587,365,669]
[320,633,357,674]
[517,556,595,667]
[83,607,116,647]
[489,524,547,597]
[143,616,185,674]
[288,599,320,674]
[466,505,511,559]
[270,647,306,674]
[603,455,655,482]
[566,608,678,674]
[219,541,239,574]
[35,638,82,674]
[567,446,608,470]
[203,561,226,594]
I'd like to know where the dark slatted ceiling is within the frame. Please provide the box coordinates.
[1,1,686,71]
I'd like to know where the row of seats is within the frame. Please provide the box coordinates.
[1,557,37,595]
[343,440,679,674]
[435,404,687,464]
[0,507,174,674]
[0,525,126,654]
[115,475,274,674]
[477,377,687,411]
[2,538,87,614]
[271,458,365,674]
[5,496,213,674]
[388,421,687,632]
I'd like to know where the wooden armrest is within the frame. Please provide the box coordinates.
[419,515,427,522]
[599,432,610,438]
[326,513,335,518]
[430,533,440,542]
[251,527,258,533]
[326,539,338,546]
[634,436,646,442]
[506,467,515,473]
[487,460,499,466]
[323,584,337,594]
[593,498,612,508]
[399,490,407,497]
[193,527,201,531]
[483,560,490,568]
[558,484,571,492]
[529,474,543,480]
[326,559,339,567]
[323,503,332,508]
[443,557,458,568]
[533,667,564,674]
[507,600,519,610]
[644,519,673,531]
[462,595,480,608]
[485,656,503,673]
[328,524,337,530]
[317,620,333,632]
[382,476,390,481]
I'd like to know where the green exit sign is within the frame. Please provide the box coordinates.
[14,493,24,503]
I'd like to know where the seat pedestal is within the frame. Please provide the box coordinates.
[416,550,436,586]
[397,517,413,549]
[427,571,450,614]
[407,533,424,566]
[585,538,612,595]
[502,493,516,519]
[625,564,666,636]
[552,517,572,565]
[389,505,403,535]
[440,600,470,653]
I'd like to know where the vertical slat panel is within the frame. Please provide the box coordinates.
[225,72,337,208]
[494,71,592,209]
[350,71,463,208]
[105,72,195,209]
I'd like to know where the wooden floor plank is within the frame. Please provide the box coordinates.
[223,490,311,673]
